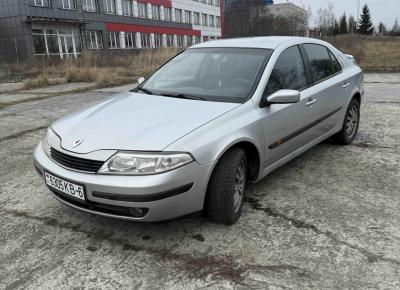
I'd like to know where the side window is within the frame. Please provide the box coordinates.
[328,50,342,74]
[265,46,307,96]
[303,44,341,83]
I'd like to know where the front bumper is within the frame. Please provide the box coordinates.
[33,143,214,222]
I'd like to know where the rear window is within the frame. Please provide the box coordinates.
[304,44,342,83]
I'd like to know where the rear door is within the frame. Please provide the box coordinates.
[300,44,350,137]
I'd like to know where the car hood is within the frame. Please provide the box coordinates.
[52,92,240,153]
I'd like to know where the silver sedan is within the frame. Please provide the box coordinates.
[33,37,363,224]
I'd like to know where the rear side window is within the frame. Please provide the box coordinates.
[328,50,342,74]
[265,46,307,96]
[303,44,342,83]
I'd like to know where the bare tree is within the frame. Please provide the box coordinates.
[348,15,357,34]
[316,2,336,36]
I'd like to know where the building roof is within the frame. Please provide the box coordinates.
[191,36,323,50]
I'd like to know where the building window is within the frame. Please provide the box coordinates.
[61,0,76,9]
[177,35,184,47]
[201,14,208,26]
[184,10,192,24]
[141,33,150,48]
[193,12,200,25]
[125,33,136,48]
[83,0,98,12]
[186,36,193,47]
[154,34,162,48]
[215,0,220,6]
[175,9,182,23]
[166,34,173,47]
[86,30,103,49]
[104,0,116,14]
[108,32,120,48]
[33,0,50,7]
[138,2,147,18]
[32,28,82,58]
[122,0,133,16]
[216,16,221,27]
[32,30,47,54]
[209,15,214,27]
[164,7,172,21]
[152,5,161,20]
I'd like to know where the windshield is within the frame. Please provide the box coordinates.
[141,48,271,103]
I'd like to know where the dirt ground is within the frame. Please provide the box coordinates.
[0,74,399,289]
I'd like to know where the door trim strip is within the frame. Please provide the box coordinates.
[268,106,343,150]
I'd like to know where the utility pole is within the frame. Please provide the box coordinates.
[356,0,360,27]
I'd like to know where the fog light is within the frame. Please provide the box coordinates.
[129,207,148,218]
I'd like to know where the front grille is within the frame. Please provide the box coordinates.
[50,147,104,173]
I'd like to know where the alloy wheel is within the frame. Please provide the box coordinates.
[345,103,359,138]
[233,159,246,213]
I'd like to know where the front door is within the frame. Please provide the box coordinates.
[260,45,318,168]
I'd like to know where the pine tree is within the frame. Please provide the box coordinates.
[378,22,386,35]
[339,13,347,34]
[393,18,400,33]
[358,4,373,35]
[333,20,340,35]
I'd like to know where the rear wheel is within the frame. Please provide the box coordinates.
[205,148,247,225]
[332,98,360,145]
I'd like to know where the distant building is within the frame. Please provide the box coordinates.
[260,2,308,36]
[0,0,222,62]
[222,0,308,37]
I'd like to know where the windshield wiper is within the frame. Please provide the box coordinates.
[161,93,206,101]
[137,88,158,95]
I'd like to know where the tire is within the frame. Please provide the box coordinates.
[205,148,247,225]
[332,98,360,145]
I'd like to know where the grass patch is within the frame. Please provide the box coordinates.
[326,35,400,72]
[23,75,66,90]
[12,48,179,89]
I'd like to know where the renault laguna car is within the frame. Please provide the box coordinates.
[33,37,363,224]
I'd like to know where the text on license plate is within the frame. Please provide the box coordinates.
[44,172,85,200]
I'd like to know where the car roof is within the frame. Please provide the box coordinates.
[191,36,327,50]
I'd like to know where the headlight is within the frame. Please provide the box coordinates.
[98,152,194,175]
[42,127,57,156]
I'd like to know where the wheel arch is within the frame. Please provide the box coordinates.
[202,139,262,216]
[353,91,361,104]
[210,139,262,183]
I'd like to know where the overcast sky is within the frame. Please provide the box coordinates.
[274,0,400,28]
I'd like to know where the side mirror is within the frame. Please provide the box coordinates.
[138,77,145,85]
[265,90,300,106]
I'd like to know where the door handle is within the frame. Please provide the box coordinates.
[342,82,350,88]
[305,98,317,107]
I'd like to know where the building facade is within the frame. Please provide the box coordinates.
[0,0,222,62]
[263,3,308,36]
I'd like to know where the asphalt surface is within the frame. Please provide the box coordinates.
[1,75,400,289]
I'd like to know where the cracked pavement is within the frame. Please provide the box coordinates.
[1,74,400,289]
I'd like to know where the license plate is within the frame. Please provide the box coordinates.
[44,172,85,200]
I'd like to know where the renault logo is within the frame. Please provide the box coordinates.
[72,139,83,148]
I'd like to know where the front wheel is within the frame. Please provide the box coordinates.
[205,148,247,225]
[332,98,360,145]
